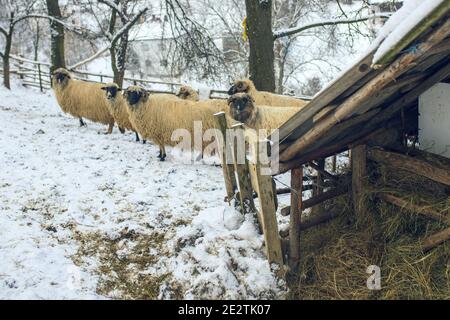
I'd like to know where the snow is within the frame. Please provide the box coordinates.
[372,0,445,64]
[0,84,285,299]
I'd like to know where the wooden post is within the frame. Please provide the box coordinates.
[352,144,367,219]
[331,155,337,172]
[214,112,237,203]
[312,159,325,214]
[289,167,303,272]
[248,139,284,274]
[232,123,256,215]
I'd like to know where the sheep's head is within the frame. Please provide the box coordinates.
[123,86,149,108]
[52,68,71,87]
[227,93,255,123]
[101,83,122,101]
[227,79,254,95]
[176,85,198,101]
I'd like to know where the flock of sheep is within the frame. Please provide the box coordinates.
[51,68,308,161]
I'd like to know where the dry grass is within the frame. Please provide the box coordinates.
[72,228,178,299]
[288,164,449,300]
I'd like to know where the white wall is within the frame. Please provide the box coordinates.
[418,82,450,158]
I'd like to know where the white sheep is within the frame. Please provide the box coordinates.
[52,68,115,133]
[123,86,227,161]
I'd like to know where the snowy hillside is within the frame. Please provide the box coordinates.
[0,85,286,299]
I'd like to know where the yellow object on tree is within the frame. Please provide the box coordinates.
[242,17,248,42]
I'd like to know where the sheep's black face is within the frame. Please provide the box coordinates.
[125,89,146,107]
[102,86,121,100]
[53,72,70,86]
[227,93,254,123]
[227,81,247,95]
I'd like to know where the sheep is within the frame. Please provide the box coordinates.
[100,83,145,143]
[227,93,298,133]
[123,86,227,161]
[228,79,308,109]
[176,85,200,101]
[52,68,115,133]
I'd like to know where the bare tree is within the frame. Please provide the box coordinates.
[46,0,66,72]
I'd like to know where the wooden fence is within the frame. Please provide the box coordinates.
[1,55,313,101]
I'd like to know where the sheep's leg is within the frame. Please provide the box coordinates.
[158,146,167,161]
[119,127,125,134]
[79,118,86,127]
[143,139,147,144]
[134,131,140,142]
[105,123,114,135]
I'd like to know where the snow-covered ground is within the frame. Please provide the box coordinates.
[0,84,286,299]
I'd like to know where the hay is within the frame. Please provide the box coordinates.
[288,163,449,300]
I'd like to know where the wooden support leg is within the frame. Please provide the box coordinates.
[352,144,367,220]
[289,167,303,273]
[232,124,256,215]
[214,112,237,203]
[248,140,284,276]
[331,155,337,173]
[312,159,325,214]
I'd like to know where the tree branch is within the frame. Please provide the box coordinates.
[273,13,391,39]
[98,0,128,22]
[68,7,148,70]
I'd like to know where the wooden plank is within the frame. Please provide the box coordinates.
[248,140,284,273]
[271,50,376,144]
[279,20,450,162]
[352,144,367,219]
[374,1,450,66]
[378,193,448,223]
[280,211,338,236]
[422,227,450,252]
[368,148,450,186]
[289,167,303,272]
[214,112,237,203]
[231,124,256,214]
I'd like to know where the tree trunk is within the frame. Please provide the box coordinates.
[46,0,66,73]
[3,34,12,89]
[244,0,275,92]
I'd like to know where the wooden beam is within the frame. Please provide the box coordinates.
[373,1,450,66]
[289,167,303,272]
[368,148,450,186]
[279,20,450,162]
[214,112,237,203]
[309,161,337,181]
[248,140,284,273]
[422,227,450,252]
[282,184,349,216]
[378,193,448,223]
[352,145,367,219]
[280,211,338,237]
[277,127,385,175]
[231,124,256,214]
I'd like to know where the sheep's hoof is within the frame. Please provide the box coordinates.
[79,119,87,127]
[143,140,147,144]
[119,127,126,134]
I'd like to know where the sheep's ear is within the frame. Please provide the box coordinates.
[142,90,149,101]
[227,96,233,106]
[100,87,107,91]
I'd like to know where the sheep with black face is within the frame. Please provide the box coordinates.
[123,86,226,161]
[101,83,143,142]
[228,79,308,109]
[52,68,115,133]
[227,92,298,133]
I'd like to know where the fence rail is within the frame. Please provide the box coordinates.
[2,55,313,101]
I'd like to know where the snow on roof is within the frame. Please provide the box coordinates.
[372,0,446,64]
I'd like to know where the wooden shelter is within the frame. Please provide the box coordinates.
[216,2,450,279]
